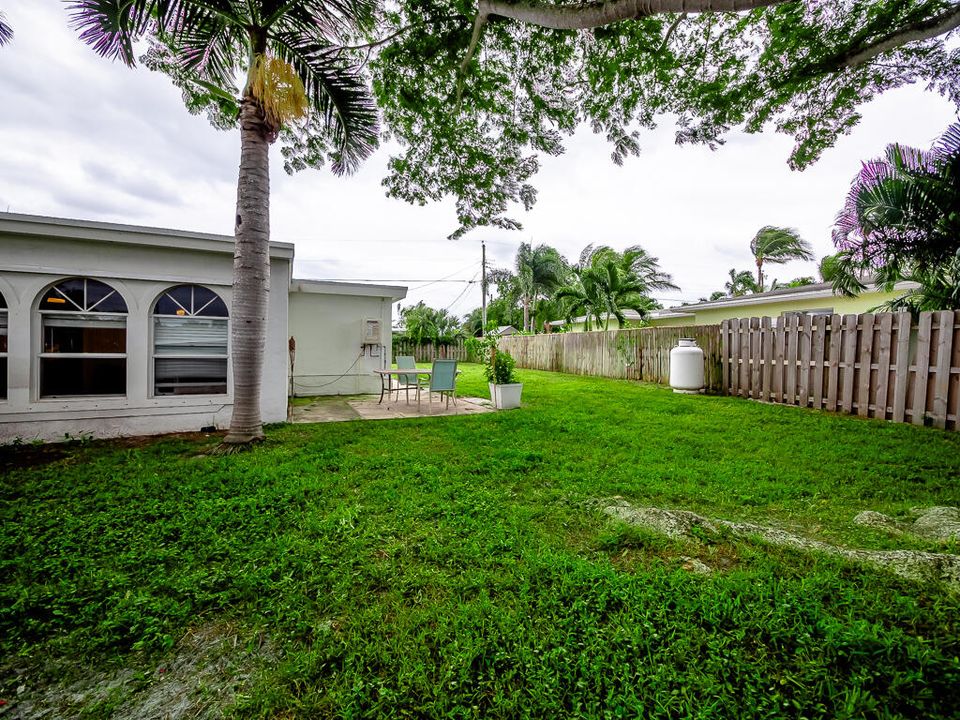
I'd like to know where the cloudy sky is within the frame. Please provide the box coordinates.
[1,2,956,318]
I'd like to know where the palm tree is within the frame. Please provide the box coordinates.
[834,122,960,275]
[71,1,378,446]
[724,269,759,297]
[831,122,960,312]
[749,226,814,290]
[514,243,567,332]
[556,244,675,330]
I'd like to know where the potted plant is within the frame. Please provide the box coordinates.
[467,335,524,409]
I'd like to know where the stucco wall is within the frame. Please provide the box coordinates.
[288,290,394,396]
[0,226,291,442]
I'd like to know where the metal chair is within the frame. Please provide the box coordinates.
[395,355,420,404]
[425,359,458,412]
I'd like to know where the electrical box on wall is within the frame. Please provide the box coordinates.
[362,318,382,345]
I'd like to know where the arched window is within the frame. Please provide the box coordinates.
[0,290,7,400]
[39,278,127,397]
[153,285,228,396]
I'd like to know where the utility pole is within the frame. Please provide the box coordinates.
[481,240,487,335]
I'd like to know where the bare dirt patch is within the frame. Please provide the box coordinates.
[600,497,960,590]
[4,622,273,719]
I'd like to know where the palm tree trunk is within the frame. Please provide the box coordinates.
[224,97,271,444]
[522,296,530,333]
[756,260,764,292]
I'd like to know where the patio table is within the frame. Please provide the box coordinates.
[374,368,432,405]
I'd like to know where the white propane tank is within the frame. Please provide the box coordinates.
[669,338,705,394]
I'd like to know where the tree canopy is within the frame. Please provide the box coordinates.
[373,0,960,236]
[92,1,960,239]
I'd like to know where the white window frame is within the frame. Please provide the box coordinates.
[37,279,128,399]
[151,286,229,398]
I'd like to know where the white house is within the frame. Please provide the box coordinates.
[0,213,405,442]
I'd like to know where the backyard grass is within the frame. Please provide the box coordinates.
[2,364,959,718]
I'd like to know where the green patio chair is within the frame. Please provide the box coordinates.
[395,355,420,404]
[426,359,458,412]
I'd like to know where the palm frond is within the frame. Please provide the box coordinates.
[0,12,13,46]
[272,0,378,41]
[271,32,378,174]
[68,0,246,66]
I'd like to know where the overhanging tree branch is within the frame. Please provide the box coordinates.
[477,0,785,30]
[835,4,960,69]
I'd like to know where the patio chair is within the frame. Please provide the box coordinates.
[395,355,421,404]
[425,359,458,413]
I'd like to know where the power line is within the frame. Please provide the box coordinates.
[442,270,481,313]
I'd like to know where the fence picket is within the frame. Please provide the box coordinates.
[874,313,893,421]
[913,312,933,426]
[841,314,858,413]
[892,311,911,423]
[761,317,773,402]
[826,314,841,412]
[812,315,826,410]
[857,314,875,418]
[799,314,812,407]
[785,314,799,406]
[933,310,954,429]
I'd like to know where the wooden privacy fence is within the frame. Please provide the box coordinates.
[392,338,471,363]
[721,310,960,430]
[497,325,724,391]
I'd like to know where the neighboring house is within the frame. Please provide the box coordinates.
[0,213,405,442]
[494,325,518,336]
[645,282,919,328]
[546,309,646,333]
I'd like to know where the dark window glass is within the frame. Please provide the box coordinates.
[0,291,6,309]
[0,311,6,353]
[40,278,127,313]
[155,358,228,395]
[154,285,228,317]
[43,316,126,354]
[0,358,6,400]
[40,358,125,397]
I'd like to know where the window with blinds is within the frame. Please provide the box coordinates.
[153,285,228,396]
[38,278,128,397]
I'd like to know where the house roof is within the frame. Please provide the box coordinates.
[0,213,410,300]
[547,309,646,327]
[0,211,295,259]
[669,280,919,313]
[291,278,407,301]
[495,325,517,335]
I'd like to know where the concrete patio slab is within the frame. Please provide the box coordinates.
[291,394,495,424]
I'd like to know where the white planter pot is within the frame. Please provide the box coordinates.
[489,382,523,410]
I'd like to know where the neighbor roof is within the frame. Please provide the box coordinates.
[667,280,919,313]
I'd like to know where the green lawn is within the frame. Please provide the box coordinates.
[2,364,959,718]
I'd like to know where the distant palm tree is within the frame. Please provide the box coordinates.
[515,243,567,332]
[749,226,814,290]
[0,12,12,46]
[557,244,674,330]
[71,1,378,446]
[724,269,759,297]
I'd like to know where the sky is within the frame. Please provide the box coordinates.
[0,1,957,319]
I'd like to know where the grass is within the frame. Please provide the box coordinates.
[2,364,959,718]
